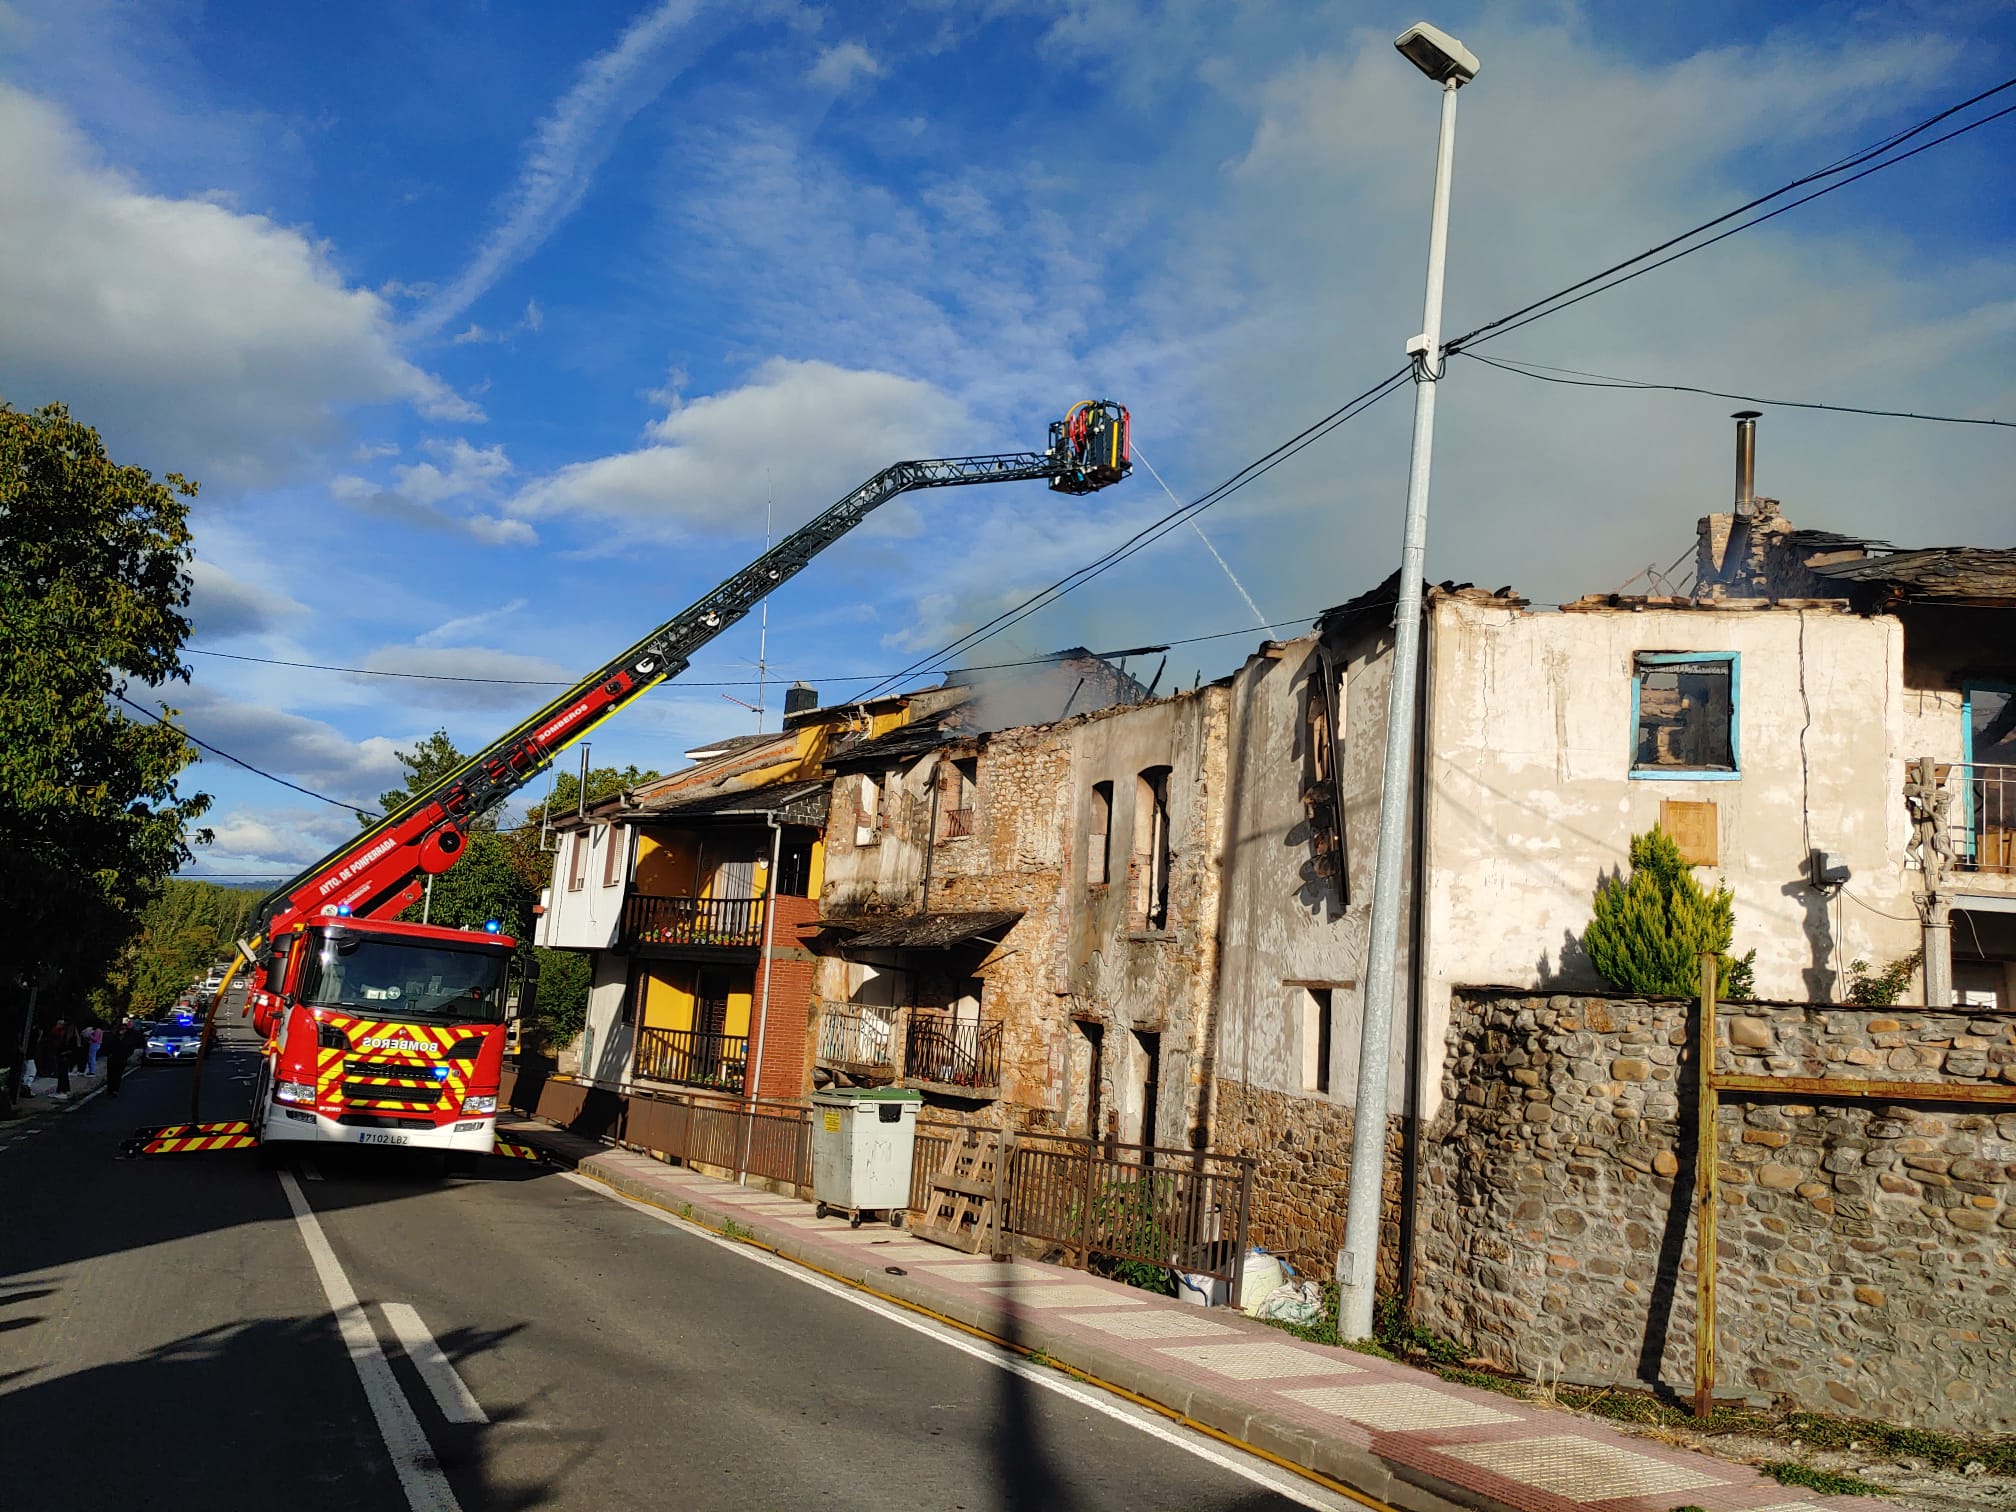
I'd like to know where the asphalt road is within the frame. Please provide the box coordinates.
[2,1018,1339,1512]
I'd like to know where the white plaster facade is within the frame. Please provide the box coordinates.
[1215,589,2014,1127]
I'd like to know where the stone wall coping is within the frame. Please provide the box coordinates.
[1452,984,2015,1020]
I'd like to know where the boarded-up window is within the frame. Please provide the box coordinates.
[1633,653,1737,774]
[1659,799,1719,866]
[1087,781,1113,886]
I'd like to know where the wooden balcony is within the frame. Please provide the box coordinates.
[635,1025,747,1093]
[621,893,766,953]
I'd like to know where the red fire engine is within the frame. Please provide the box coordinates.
[222,402,1130,1161]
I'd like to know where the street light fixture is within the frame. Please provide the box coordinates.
[1394,22,1479,85]
[1335,21,1478,1343]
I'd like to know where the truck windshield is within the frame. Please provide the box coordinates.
[297,932,508,1022]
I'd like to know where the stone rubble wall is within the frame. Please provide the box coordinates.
[1412,988,2016,1434]
[1212,1078,1406,1295]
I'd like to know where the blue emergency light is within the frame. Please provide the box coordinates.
[336,903,352,917]
[484,919,501,933]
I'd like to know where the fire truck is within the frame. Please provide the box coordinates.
[227,402,1130,1161]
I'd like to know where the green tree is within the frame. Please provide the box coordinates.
[103,879,259,1016]
[1583,826,1754,999]
[367,727,492,830]
[0,402,210,1030]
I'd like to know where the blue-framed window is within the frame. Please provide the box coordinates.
[1630,652,1739,780]
[1966,682,2016,769]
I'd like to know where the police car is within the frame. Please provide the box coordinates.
[144,1018,206,1062]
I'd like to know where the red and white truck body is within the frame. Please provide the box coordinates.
[250,919,512,1153]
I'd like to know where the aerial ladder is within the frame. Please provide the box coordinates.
[193,401,1131,1153]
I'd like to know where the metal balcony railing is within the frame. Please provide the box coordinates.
[816,1003,901,1075]
[634,1026,748,1092]
[943,806,976,838]
[622,893,766,950]
[1936,762,2016,875]
[903,1010,1002,1096]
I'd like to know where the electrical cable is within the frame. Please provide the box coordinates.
[1463,351,2016,429]
[185,614,1344,691]
[112,692,382,819]
[1443,77,2016,356]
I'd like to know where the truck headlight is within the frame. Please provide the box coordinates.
[460,1095,497,1115]
[275,1080,317,1105]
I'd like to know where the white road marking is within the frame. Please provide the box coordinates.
[278,1171,461,1512]
[382,1302,489,1424]
[561,1172,1350,1512]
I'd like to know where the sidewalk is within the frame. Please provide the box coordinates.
[502,1116,1880,1512]
[3,1066,112,1119]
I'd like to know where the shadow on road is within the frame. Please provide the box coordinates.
[1,1314,562,1512]
[987,1276,1289,1511]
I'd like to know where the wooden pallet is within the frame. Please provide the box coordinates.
[913,1127,1014,1255]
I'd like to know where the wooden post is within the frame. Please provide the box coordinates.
[1693,949,1719,1421]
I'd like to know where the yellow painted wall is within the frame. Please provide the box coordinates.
[635,832,699,894]
[641,965,695,1031]
[639,964,753,1037]
[806,837,825,897]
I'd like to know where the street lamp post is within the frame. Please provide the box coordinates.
[1336,21,1479,1343]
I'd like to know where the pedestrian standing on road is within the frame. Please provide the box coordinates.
[85,1023,102,1076]
[45,1020,72,1095]
[104,1017,135,1098]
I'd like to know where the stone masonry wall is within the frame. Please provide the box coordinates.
[1213,1078,1405,1294]
[1414,988,2016,1434]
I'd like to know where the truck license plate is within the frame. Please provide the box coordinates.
[357,1131,409,1146]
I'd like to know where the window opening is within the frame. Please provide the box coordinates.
[854,774,880,846]
[601,824,624,888]
[1087,781,1113,886]
[568,830,588,890]
[1631,653,1737,777]
[943,757,979,838]
[777,830,815,897]
[1303,988,1333,1094]
[1133,767,1172,929]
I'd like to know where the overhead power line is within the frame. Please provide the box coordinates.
[1445,79,2016,355]
[1465,351,2016,429]
[846,368,1413,703]
[112,692,382,819]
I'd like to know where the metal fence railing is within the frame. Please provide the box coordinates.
[816,1003,901,1075]
[904,1011,1002,1093]
[1005,1133,1256,1304]
[511,1071,1256,1302]
[634,1026,748,1093]
[622,893,767,949]
[1948,762,2015,874]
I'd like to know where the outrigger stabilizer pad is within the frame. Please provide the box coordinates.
[490,1140,544,1162]
[119,1122,257,1158]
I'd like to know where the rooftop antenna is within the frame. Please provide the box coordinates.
[725,479,775,730]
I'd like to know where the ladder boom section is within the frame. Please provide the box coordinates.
[253,408,1128,939]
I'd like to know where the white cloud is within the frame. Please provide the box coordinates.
[510,359,968,537]
[332,437,533,545]
[412,0,703,337]
[170,685,406,803]
[194,804,363,878]
[186,559,307,640]
[808,42,883,92]
[0,86,480,486]
[417,599,530,649]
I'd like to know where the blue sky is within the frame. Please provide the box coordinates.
[2,0,2012,880]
